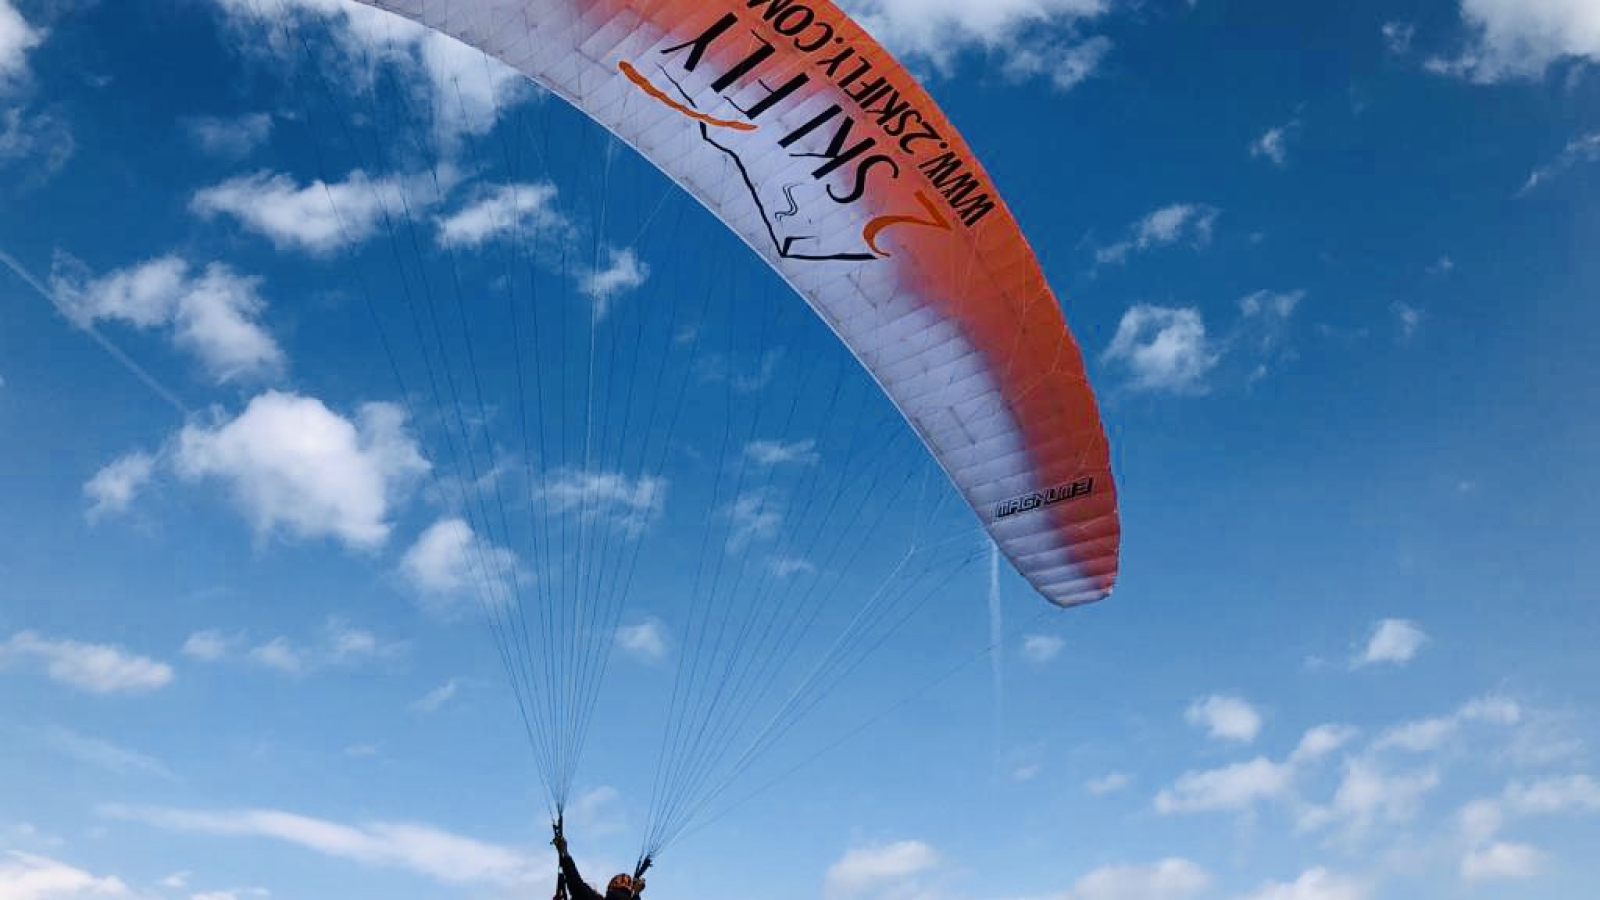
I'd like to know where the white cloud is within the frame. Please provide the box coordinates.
[1297,758,1439,838]
[1461,842,1541,882]
[1096,203,1219,265]
[1519,132,1600,194]
[1155,757,1294,814]
[1234,868,1367,900]
[398,518,518,616]
[183,114,272,160]
[411,679,460,714]
[1252,123,1297,168]
[616,619,669,664]
[1239,290,1304,319]
[159,872,189,889]
[1185,695,1263,744]
[0,632,172,694]
[563,786,624,839]
[1505,774,1600,815]
[174,392,428,551]
[84,452,155,522]
[100,805,539,887]
[0,852,128,900]
[246,620,402,677]
[1382,22,1416,55]
[1375,694,1521,753]
[0,106,74,177]
[51,256,284,384]
[182,630,239,662]
[206,0,527,149]
[192,170,417,258]
[841,0,1111,90]
[1393,302,1424,339]
[725,489,783,552]
[769,556,817,578]
[1020,634,1065,664]
[745,439,820,467]
[824,840,937,898]
[581,247,649,319]
[1066,858,1208,900]
[1353,618,1427,667]
[435,182,564,249]
[1427,255,1456,275]
[48,728,173,779]
[1102,306,1219,394]
[1429,0,1600,83]
[0,0,43,88]
[1085,771,1131,795]
[539,469,666,537]
[1292,724,1359,763]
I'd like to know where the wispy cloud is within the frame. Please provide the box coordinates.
[1020,634,1065,664]
[1352,618,1427,668]
[48,728,174,780]
[100,805,541,887]
[1461,842,1541,882]
[182,630,241,662]
[745,439,820,467]
[50,255,284,384]
[411,679,461,714]
[1095,203,1219,265]
[1102,306,1220,394]
[84,452,156,522]
[1,632,172,694]
[1234,867,1368,900]
[1085,771,1131,795]
[243,620,404,678]
[435,182,566,249]
[616,619,669,664]
[174,392,429,551]
[725,489,784,552]
[1185,695,1263,744]
[1519,132,1600,194]
[1297,757,1440,839]
[1382,21,1415,55]
[182,113,272,160]
[581,247,649,319]
[539,469,666,537]
[1252,121,1299,168]
[1155,757,1295,814]
[398,518,519,618]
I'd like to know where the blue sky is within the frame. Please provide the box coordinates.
[2,1,1599,900]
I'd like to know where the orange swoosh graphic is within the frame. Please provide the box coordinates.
[618,60,758,132]
[862,191,952,258]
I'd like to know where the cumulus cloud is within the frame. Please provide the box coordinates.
[1102,306,1220,394]
[1234,868,1367,900]
[1428,0,1600,83]
[1519,132,1600,194]
[100,805,539,887]
[1096,203,1219,265]
[745,439,820,467]
[174,392,428,551]
[183,113,272,159]
[436,182,565,248]
[1020,634,1065,664]
[0,852,128,900]
[1185,695,1263,744]
[1252,122,1298,168]
[1292,724,1360,764]
[581,247,649,319]
[398,518,519,617]
[192,170,426,257]
[0,632,172,694]
[1155,757,1295,814]
[1505,774,1600,815]
[182,630,240,662]
[1065,858,1209,900]
[824,840,937,898]
[1352,618,1427,667]
[0,0,43,88]
[83,452,156,522]
[616,619,669,664]
[51,256,284,384]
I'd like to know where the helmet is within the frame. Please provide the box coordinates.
[607,874,633,894]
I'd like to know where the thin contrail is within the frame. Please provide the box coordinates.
[0,246,190,417]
